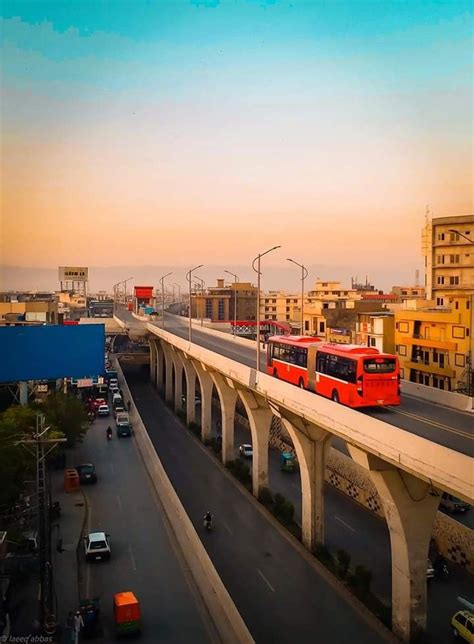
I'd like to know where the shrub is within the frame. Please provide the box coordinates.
[187,422,200,437]
[336,549,351,580]
[349,565,372,596]
[313,544,336,574]
[258,487,273,507]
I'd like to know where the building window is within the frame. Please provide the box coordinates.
[437,233,445,241]
[449,276,460,285]
[369,337,376,347]
[398,321,409,333]
[436,297,444,306]
[455,354,465,367]
[398,344,407,356]
[452,326,465,339]
[217,299,225,321]
[449,254,460,263]
[437,276,445,285]
[450,232,459,241]
[400,368,405,379]
[305,321,310,331]
[319,321,325,334]
[455,301,459,310]
[436,255,445,264]
[206,300,212,318]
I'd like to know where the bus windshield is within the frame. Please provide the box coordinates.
[363,358,397,373]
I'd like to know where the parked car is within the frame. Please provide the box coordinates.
[75,463,97,484]
[84,532,111,562]
[239,444,253,459]
[181,394,201,405]
[451,610,474,642]
[113,405,125,418]
[440,492,470,514]
[97,404,110,417]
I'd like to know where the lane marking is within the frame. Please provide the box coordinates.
[257,568,275,593]
[334,515,356,533]
[222,520,233,535]
[128,544,137,571]
[388,407,473,440]
[116,495,122,512]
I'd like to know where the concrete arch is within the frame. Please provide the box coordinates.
[161,342,174,404]
[191,360,214,441]
[237,390,273,498]
[210,372,237,465]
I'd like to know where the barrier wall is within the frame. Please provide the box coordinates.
[400,381,474,413]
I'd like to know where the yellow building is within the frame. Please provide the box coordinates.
[391,286,426,301]
[0,295,58,324]
[422,214,474,306]
[395,294,473,394]
[356,312,395,353]
[191,279,257,323]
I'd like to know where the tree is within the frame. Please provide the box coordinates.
[0,406,37,507]
[41,393,88,447]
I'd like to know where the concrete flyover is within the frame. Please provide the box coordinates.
[146,324,473,643]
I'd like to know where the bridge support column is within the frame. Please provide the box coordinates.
[154,341,165,392]
[172,351,184,414]
[149,340,157,385]
[180,357,197,425]
[281,414,331,549]
[162,344,174,404]
[211,373,237,465]
[238,390,272,497]
[348,445,440,642]
[192,361,214,441]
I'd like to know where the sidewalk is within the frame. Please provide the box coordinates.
[50,465,87,642]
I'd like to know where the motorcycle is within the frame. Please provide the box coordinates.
[203,514,213,531]
[106,428,112,441]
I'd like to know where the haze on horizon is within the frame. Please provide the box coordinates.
[1,1,472,289]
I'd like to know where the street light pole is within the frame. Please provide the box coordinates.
[186,264,203,342]
[448,229,474,245]
[160,272,173,329]
[252,246,281,372]
[194,276,205,327]
[224,270,239,338]
[287,258,308,335]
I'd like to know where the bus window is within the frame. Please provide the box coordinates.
[364,358,396,373]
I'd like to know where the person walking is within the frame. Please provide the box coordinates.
[73,610,84,644]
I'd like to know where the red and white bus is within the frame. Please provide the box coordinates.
[267,336,400,408]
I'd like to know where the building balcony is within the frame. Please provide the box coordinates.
[400,336,457,351]
[404,360,456,378]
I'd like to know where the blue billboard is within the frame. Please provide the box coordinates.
[0,325,105,383]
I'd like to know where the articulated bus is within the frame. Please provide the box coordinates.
[267,336,400,408]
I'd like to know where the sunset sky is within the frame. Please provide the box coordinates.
[1,0,472,291]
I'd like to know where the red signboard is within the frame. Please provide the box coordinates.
[134,286,153,299]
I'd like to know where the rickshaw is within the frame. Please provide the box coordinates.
[280,451,298,473]
[113,591,141,636]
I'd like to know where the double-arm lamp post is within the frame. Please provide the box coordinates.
[186,264,204,342]
[287,258,308,335]
[113,276,133,314]
[252,246,281,372]
[224,270,239,338]
[160,272,173,329]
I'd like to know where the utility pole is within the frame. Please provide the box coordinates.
[224,270,239,338]
[17,415,66,635]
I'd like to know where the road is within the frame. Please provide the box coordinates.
[123,363,389,644]
[74,412,212,643]
[122,362,473,644]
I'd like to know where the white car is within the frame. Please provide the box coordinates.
[97,404,110,417]
[84,532,111,561]
[239,444,253,459]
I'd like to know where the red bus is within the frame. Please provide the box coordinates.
[267,336,400,408]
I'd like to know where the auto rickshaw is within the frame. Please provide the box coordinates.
[280,451,298,473]
[113,591,141,636]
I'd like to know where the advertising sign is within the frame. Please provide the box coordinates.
[59,266,88,282]
[134,286,153,299]
[0,325,104,383]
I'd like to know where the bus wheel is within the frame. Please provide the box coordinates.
[331,390,340,403]
[298,378,305,389]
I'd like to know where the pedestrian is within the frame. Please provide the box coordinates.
[73,610,84,644]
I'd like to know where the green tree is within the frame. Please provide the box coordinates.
[41,392,88,447]
[0,406,37,507]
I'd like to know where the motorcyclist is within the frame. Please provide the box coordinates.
[106,426,112,440]
[203,511,213,529]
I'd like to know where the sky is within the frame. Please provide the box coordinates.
[1,0,473,292]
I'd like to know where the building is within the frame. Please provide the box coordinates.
[391,286,426,301]
[0,292,58,324]
[422,214,474,305]
[356,311,395,353]
[307,280,361,307]
[191,279,257,323]
[394,294,473,394]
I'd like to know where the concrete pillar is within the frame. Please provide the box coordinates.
[149,340,157,385]
[348,445,440,642]
[210,373,238,464]
[280,413,331,549]
[156,342,165,391]
[162,344,174,404]
[238,390,273,497]
[192,361,214,440]
[19,381,28,406]
[181,357,197,425]
[172,351,184,414]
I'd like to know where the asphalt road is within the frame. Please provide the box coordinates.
[126,366,472,644]
[123,363,389,644]
[75,412,212,643]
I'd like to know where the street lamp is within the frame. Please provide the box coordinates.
[448,229,474,244]
[186,264,204,342]
[113,276,133,314]
[287,258,308,335]
[160,272,173,329]
[252,246,281,372]
[224,270,239,338]
[194,276,205,327]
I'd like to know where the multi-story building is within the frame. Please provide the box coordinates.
[307,280,361,307]
[260,291,300,323]
[394,294,473,394]
[391,286,426,301]
[356,311,395,353]
[0,292,58,324]
[422,214,474,305]
[191,279,257,323]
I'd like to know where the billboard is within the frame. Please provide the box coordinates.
[59,266,88,282]
[0,325,104,383]
[134,286,153,299]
